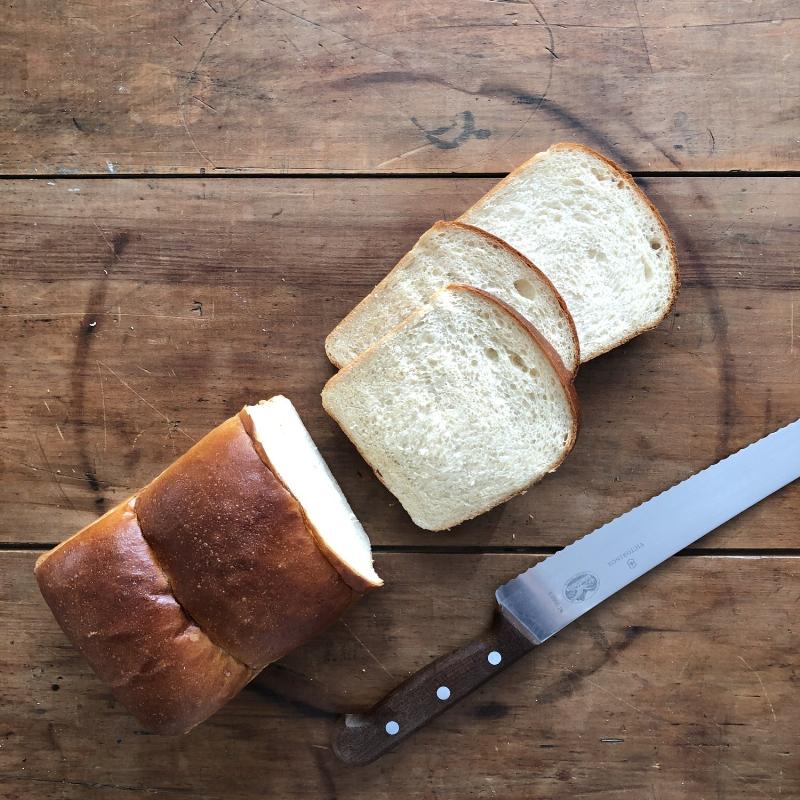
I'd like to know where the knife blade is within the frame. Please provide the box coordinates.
[332,419,800,765]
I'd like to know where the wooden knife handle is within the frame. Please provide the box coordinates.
[331,610,536,765]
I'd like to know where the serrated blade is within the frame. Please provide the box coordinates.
[497,419,800,644]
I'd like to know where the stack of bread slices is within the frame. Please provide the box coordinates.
[323,143,679,531]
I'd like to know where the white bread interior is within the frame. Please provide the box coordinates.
[460,143,678,361]
[325,221,579,374]
[322,286,578,531]
[244,396,382,588]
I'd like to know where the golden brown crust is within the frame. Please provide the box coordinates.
[325,218,581,375]
[36,406,379,733]
[322,284,580,532]
[238,408,381,594]
[34,500,253,735]
[460,142,680,361]
[136,415,359,669]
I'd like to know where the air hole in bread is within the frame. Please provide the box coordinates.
[587,248,607,263]
[513,278,537,300]
[485,347,499,361]
[509,352,527,371]
[649,238,662,251]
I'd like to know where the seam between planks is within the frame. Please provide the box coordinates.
[1,171,800,180]
[3,543,800,556]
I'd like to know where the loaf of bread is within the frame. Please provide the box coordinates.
[35,396,381,734]
[460,142,679,361]
[322,285,578,531]
[325,221,580,375]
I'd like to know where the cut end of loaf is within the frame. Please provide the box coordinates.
[322,285,578,531]
[242,396,382,590]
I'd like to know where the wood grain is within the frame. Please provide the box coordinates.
[2,550,797,799]
[2,176,798,547]
[1,1,798,174]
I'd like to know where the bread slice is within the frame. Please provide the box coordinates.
[460,143,679,361]
[322,285,579,531]
[325,221,580,374]
[243,395,382,591]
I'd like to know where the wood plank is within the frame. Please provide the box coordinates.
[1,1,798,174]
[1,550,797,799]
[2,176,798,547]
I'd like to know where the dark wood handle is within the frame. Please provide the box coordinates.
[331,609,536,765]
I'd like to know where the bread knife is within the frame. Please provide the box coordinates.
[332,418,800,765]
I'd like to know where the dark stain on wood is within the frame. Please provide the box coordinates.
[536,624,650,704]
[472,701,511,720]
[410,111,491,150]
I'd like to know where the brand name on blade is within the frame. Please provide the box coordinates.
[607,541,645,568]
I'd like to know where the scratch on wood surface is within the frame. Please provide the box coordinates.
[89,218,121,261]
[96,362,107,451]
[0,312,206,322]
[179,105,216,169]
[737,655,777,723]
[98,362,195,442]
[33,430,76,510]
[632,0,654,73]
[25,464,88,483]
[339,620,396,679]
[256,0,408,66]
[375,142,435,169]
[468,0,555,170]
[192,95,218,112]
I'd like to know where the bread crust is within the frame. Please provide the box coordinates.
[325,219,581,375]
[34,499,254,735]
[239,407,382,593]
[460,142,680,361]
[36,406,379,732]
[136,414,360,669]
[322,284,580,531]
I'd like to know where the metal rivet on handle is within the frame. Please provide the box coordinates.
[487,650,502,666]
[385,720,400,736]
[436,686,451,701]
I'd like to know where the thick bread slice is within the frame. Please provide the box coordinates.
[460,143,679,361]
[322,285,579,531]
[136,412,366,669]
[34,499,254,735]
[325,221,580,374]
[242,395,382,592]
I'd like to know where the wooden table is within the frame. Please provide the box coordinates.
[1,2,798,797]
